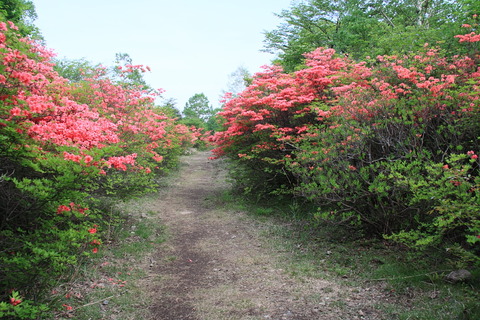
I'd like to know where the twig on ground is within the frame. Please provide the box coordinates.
[71,294,120,311]
[365,270,449,282]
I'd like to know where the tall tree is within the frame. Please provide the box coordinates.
[158,98,182,119]
[183,93,214,121]
[263,0,464,70]
[223,66,252,97]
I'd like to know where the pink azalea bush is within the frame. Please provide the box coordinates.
[0,20,196,316]
[212,26,480,266]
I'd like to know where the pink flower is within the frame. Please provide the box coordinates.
[10,298,21,306]
[10,107,21,116]
[467,151,478,159]
[7,21,18,30]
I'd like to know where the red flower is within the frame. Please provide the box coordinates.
[9,298,22,306]
[450,180,462,187]
[92,247,98,254]
[56,205,71,214]
[88,228,97,234]
[62,304,73,311]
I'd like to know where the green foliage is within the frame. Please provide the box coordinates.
[158,98,182,119]
[180,116,206,130]
[112,52,151,90]
[94,169,157,199]
[0,20,193,314]
[183,93,214,122]
[222,191,480,319]
[264,0,469,70]
[384,153,480,266]
[215,35,480,267]
[53,57,99,82]
[181,93,219,148]
[226,158,292,200]
[0,291,48,319]
[0,0,40,38]
[205,108,223,132]
[288,48,480,262]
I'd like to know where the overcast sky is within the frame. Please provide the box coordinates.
[33,0,293,110]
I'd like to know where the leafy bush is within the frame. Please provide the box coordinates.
[0,20,195,316]
[0,291,48,320]
[212,25,480,266]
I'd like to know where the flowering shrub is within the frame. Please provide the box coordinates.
[0,291,48,319]
[0,20,196,315]
[213,25,480,265]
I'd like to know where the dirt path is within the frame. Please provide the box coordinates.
[141,151,387,320]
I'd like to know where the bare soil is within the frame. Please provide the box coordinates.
[140,150,391,320]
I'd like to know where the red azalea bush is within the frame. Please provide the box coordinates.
[0,20,195,316]
[212,24,480,266]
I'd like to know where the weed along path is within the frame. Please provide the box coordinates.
[141,150,388,320]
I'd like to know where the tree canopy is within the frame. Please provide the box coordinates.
[263,0,472,71]
[183,93,214,121]
[0,0,40,37]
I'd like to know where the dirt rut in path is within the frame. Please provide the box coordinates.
[142,151,387,320]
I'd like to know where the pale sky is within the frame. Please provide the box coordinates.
[33,0,293,110]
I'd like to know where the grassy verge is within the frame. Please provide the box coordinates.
[48,194,168,320]
[219,191,480,320]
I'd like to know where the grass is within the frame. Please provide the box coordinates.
[45,163,479,319]
[220,190,480,320]
[49,196,168,320]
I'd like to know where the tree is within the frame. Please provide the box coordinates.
[183,93,214,122]
[223,66,252,97]
[0,0,40,37]
[158,98,182,119]
[112,52,152,91]
[263,0,465,70]
[53,58,99,82]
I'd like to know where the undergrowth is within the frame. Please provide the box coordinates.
[34,194,168,320]
[221,190,480,320]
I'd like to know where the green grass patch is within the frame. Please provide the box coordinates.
[222,191,480,320]
[48,195,168,320]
